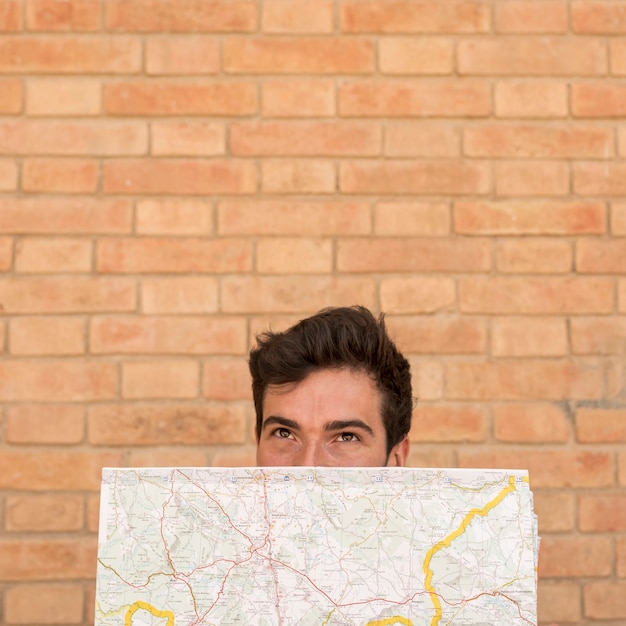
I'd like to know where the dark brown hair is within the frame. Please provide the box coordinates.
[249,306,412,454]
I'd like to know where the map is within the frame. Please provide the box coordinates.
[95,467,539,626]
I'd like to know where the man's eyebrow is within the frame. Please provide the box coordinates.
[261,416,300,431]
[324,419,375,437]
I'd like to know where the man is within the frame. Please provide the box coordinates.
[249,305,412,467]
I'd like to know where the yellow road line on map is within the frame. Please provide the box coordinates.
[366,617,413,626]
[422,475,519,626]
[124,601,175,626]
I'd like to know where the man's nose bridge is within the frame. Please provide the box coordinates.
[298,439,326,466]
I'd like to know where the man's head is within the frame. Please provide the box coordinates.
[249,306,413,467]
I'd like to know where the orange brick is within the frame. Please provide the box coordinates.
[145,37,219,75]
[0,451,121,490]
[458,38,606,75]
[136,200,213,235]
[257,238,333,274]
[339,80,490,117]
[533,491,575,532]
[454,200,606,235]
[0,120,147,155]
[231,121,381,156]
[15,237,91,273]
[0,0,21,31]
[87,494,99,533]
[465,124,612,158]
[464,277,613,314]
[573,1,626,33]
[90,316,247,354]
[374,202,450,235]
[141,277,218,314]
[218,201,370,235]
[407,447,455,469]
[495,160,569,197]
[224,38,374,74]
[340,160,490,195]
[408,358,444,401]
[580,494,626,532]
[379,38,453,74]
[339,238,489,273]
[0,159,18,190]
[5,404,84,444]
[340,0,490,33]
[576,408,626,442]
[6,494,83,532]
[447,361,604,402]
[621,127,626,156]
[584,583,626,620]
[409,405,487,442]
[122,359,199,399]
[262,0,333,33]
[10,317,85,355]
[104,82,257,116]
[385,124,460,157]
[128,448,209,468]
[495,1,568,33]
[262,79,335,117]
[537,582,581,624]
[492,318,568,357]
[619,536,626,576]
[613,39,626,75]
[26,79,100,115]
[103,159,256,195]
[26,0,100,31]
[387,316,487,354]
[0,235,12,270]
[0,360,117,401]
[262,159,335,194]
[88,403,246,445]
[22,158,98,194]
[212,448,257,467]
[221,276,376,313]
[0,36,140,73]
[203,357,251,401]
[5,583,84,623]
[495,81,568,118]
[0,277,135,313]
[0,78,23,113]
[621,280,626,313]
[572,318,626,355]
[380,277,455,313]
[0,538,96,580]
[493,403,571,443]
[98,238,251,273]
[575,162,626,195]
[573,83,626,117]
[105,0,257,32]
[151,122,225,156]
[578,238,626,273]
[496,239,572,274]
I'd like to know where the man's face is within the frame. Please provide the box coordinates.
[256,367,409,467]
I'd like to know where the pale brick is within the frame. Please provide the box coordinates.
[537,582,581,623]
[151,122,225,156]
[580,494,626,532]
[584,583,626,620]
[493,403,571,443]
[384,124,460,158]
[22,158,98,194]
[212,448,257,467]
[0,159,17,190]
[6,494,84,532]
[533,491,575,532]
[122,360,199,399]
[203,357,252,401]
[262,0,333,33]
[572,1,626,34]
[613,39,626,75]
[141,277,218,314]
[492,318,568,357]
[576,408,626,442]
[256,238,333,274]
[10,317,85,356]
[409,405,487,442]
[577,239,626,273]
[262,159,335,194]
[0,78,23,113]
[262,79,335,117]
[218,201,370,235]
[374,202,450,236]
[408,359,444,401]
[497,239,572,274]
[572,83,626,117]
[495,1,568,33]
[0,235,12,270]
[495,81,568,118]
[136,200,213,236]
[26,0,100,31]
[406,447,455,469]
[5,583,84,623]
[90,316,247,355]
[87,494,99,533]
[612,203,626,234]
[128,449,209,468]
[5,404,84,444]
[621,452,626,487]
[88,403,246,445]
[379,38,453,74]
[571,318,626,355]
[26,79,100,115]
[380,277,455,314]
[146,37,219,75]
[15,237,91,273]
[495,161,569,197]
[619,536,626,576]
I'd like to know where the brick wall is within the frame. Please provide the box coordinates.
[0,0,625,624]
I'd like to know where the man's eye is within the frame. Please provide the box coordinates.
[276,428,292,438]
[338,432,358,442]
